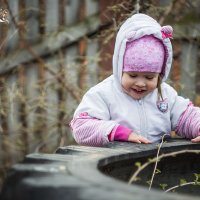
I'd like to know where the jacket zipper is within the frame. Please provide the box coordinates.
[137,99,147,137]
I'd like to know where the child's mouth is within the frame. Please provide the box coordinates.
[132,88,146,94]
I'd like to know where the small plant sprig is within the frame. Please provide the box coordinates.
[129,143,200,190]
[128,134,168,185]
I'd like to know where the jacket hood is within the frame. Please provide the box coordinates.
[112,14,173,88]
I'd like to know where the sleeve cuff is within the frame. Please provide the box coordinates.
[108,124,132,141]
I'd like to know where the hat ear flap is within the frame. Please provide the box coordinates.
[161,25,173,39]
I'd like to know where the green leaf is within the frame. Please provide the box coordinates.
[180,179,187,185]
[155,169,161,174]
[133,177,141,182]
[160,183,168,190]
[194,173,200,182]
[146,180,151,185]
[135,162,141,168]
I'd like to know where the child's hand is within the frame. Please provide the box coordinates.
[191,135,200,143]
[128,132,152,144]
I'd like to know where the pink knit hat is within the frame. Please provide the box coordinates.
[123,35,165,73]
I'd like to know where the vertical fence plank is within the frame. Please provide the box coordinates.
[57,0,67,147]
[25,63,39,152]
[44,57,59,151]
[64,45,79,144]
[85,38,99,87]
[63,0,81,144]
[25,0,39,44]
[30,0,47,152]
[86,0,99,16]
[57,50,66,147]
[85,0,99,87]
[65,0,80,25]
[78,0,87,90]
[180,40,198,101]
[44,0,60,151]
[6,73,21,164]
[23,0,40,153]
[45,0,59,33]
[34,61,47,152]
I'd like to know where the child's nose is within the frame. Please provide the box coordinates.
[135,80,146,87]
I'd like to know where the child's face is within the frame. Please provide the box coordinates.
[121,72,159,100]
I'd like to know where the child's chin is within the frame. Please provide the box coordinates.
[130,92,146,100]
[131,95,143,100]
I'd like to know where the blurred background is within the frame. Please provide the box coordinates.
[0,0,200,190]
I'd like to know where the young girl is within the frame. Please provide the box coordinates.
[70,13,200,146]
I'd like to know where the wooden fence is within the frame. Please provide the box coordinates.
[0,0,200,188]
[0,0,132,180]
[0,0,104,178]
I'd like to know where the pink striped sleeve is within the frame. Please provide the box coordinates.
[176,103,200,138]
[70,113,117,146]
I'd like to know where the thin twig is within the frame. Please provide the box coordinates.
[165,181,196,193]
[149,134,168,190]
[0,29,18,49]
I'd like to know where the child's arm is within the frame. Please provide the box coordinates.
[70,113,117,146]
[175,103,200,142]
[70,113,151,146]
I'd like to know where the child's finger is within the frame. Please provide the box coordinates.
[130,136,141,143]
[138,136,152,144]
[128,133,151,144]
[191,135,200,143]
[128,133,140,143]
[134,139,141,144]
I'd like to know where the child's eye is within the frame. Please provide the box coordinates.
[146,76,154,80]
[129,74,137,78]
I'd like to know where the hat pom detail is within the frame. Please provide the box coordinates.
[161,25,173,39]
